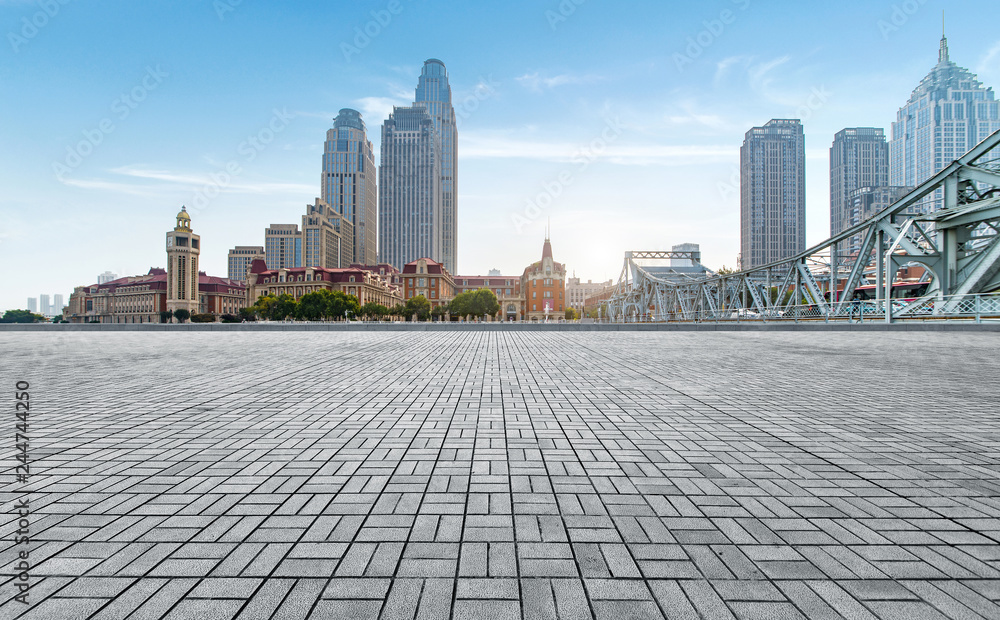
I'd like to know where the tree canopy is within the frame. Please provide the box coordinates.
[247,289,361,321]
[0,309,46,323]
[404,295,431,321]
[448,288,499,319]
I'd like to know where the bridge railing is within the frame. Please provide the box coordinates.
[616,292,1000,324]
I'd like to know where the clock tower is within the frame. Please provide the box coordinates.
[166,207,201,319]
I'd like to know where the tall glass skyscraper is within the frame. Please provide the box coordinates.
[321,109,378,265]
[378,59,458,273]
[414,59,458,274]
[740,119,806,271]
[830,128,901,258]
[378,106,442,271]
[890,35,999,213]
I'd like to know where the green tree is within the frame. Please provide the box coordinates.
[251,294,277,320]
[343,294,360,320]
[448,288,499,320]
[0,310,45,323]
[297,292,328,321]
[272,294,297,321]
[159,310,173,323]
[173,309,191,323]
[715,265,737,277]
[405,295,431,321]
[448,292,470,319]
[359,302,389,321]
[473,288,500,318]
[565,307,579,320]
[237,307,257,322]
[321,290,359,320]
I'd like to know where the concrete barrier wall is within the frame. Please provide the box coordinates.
[1,322,998,332]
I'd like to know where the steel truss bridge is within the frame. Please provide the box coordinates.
[608,129,1000,323]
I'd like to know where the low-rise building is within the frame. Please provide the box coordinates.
[67,208,246,323]
[584,286,616,317]
[247,259,402,308]
[402,258,455,308]
[521,237,566,321]
[567,277,613,316]
[453,275,523,320]
[65,268,246,323]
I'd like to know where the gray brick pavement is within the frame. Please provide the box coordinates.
[1,331,999,619]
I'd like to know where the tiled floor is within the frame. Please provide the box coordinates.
[1,331,999,619]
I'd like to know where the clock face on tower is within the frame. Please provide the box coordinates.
[166,236,173,248]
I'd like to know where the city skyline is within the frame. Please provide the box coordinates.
[740,118,805,270]
[2,0,999,311]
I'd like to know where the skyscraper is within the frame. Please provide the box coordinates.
[53,294,64,314]
[830,128,899,258]
[378,105,442,271]
[27,298,37,313]
[890,34,999,213]
[414,59,458,274]
[321,109,377,265]
[97,271,118,284]
[228,246,264,282]
[740,119,806,271]
[302,199,353,269]
[264,224,302,270]
[39,294,50,316]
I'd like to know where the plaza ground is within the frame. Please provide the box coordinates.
[1,331,999,619]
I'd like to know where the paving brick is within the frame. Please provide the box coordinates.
[7,331,1000,619]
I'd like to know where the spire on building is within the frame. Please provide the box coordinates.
[938,11,949,64]
[939,35,949,64]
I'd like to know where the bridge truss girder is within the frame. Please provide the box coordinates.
[607,129,1000,323]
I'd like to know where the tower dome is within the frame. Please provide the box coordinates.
[175,206,192,231]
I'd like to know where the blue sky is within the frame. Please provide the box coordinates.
[1,0,998,312]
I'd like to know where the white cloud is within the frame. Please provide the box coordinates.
[515,72,603,92]
[666,100,729,130]
[353,95,409,125]
[60,166,314,197]
[978,40,1000,81]
[460,132,734,165]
